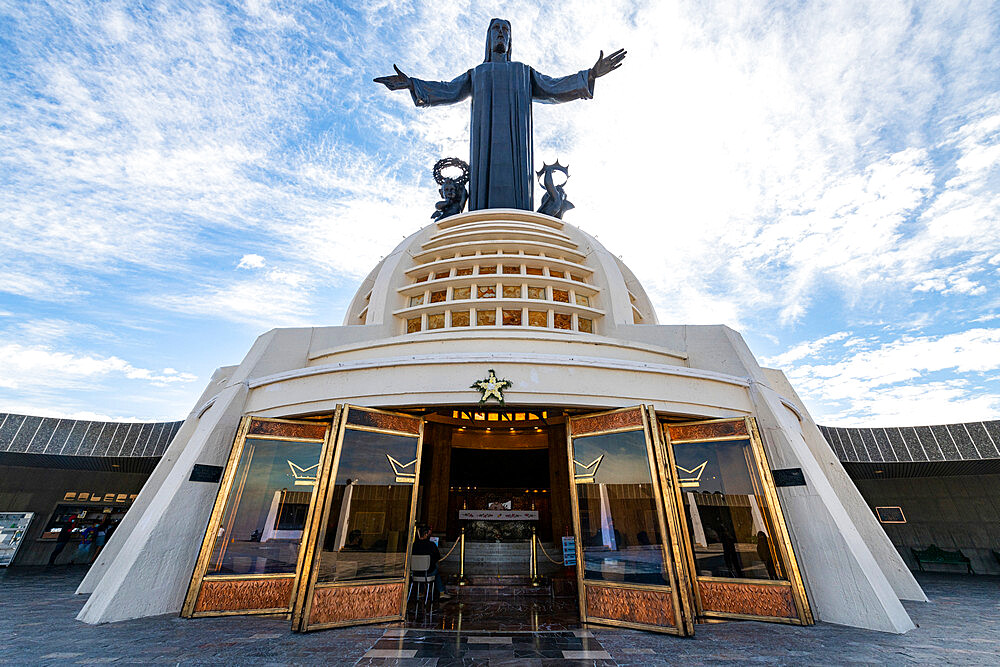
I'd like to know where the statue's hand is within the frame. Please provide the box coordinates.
[591,48,626,79]
[374,64,411,91]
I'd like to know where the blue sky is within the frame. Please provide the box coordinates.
[1,1,998,427]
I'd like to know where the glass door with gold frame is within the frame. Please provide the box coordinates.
[660,416,813,625]
[182,414,335,618]
[567,406,695,635]
[293,405,424,632]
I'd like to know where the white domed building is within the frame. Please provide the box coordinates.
[77,209,925,636]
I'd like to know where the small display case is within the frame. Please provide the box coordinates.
[0,512,34,567]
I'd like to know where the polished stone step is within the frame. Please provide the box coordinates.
[452,574,551,597]
[436,541,565,578]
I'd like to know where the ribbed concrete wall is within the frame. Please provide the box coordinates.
[0,413,182,458]
[818,421,1000,463]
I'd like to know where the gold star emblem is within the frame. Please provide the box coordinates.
[471,369,512,405]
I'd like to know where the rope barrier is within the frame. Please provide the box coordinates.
[534,537,564,565]
[437,535,462,562]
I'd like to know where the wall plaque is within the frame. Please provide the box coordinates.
[771,468,806,487]
[875,506,906,523]
[189,464,224,483]
[458,510,538,521]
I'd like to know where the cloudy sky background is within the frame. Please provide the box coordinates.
[1,0,998,426]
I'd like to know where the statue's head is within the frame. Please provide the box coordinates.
[484,18,511,62]
[441,179,458,200]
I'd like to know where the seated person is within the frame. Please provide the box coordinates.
[412,525,451,600]
[343,529,364,551]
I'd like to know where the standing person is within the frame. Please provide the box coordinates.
[756,531,779,579]
[411,526,452,601]
[48,514,76,565]
[91,516,113,563]
[719,524,744,578]
[73,523,95,565]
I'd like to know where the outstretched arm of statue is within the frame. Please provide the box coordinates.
[373,64,412,91]
[588,49,627,88]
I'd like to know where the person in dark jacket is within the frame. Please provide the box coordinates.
[412,526,451,600]
[48,515,76,565]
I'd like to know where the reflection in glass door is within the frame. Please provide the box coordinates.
[661,417,812,625]
[294,406,424,632]
[182,416,334,618]
[567,406,694,635]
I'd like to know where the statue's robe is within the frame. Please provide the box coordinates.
[410,62,593,211]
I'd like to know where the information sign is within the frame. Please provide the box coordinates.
[562,536,576,566]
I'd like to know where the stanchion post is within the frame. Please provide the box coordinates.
[530,525,541,587]
[458,527,468,586]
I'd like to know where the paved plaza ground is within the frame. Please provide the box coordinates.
[1,566,998,665]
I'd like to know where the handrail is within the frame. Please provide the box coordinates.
[535,537,564,565]
[438,536,462,562]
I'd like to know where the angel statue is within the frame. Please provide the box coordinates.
[536,161,575,219]
[431,157,470,221]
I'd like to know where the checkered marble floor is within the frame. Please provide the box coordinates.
[357,628,614,665]
[2,566,999,665]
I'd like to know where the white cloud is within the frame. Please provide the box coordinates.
[157,268,316,326]
[763,331,850,369]
[782,328,1000,425]
[0,342,198,391]
[237,254,266,270]
[825,381,1000,427]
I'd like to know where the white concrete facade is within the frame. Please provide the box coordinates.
[80,210,923,633]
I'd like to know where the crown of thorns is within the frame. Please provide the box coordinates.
[433,157,470,186]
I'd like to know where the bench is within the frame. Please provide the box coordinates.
[911,545,973,574]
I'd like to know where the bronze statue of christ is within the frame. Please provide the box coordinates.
[375,18,625,211]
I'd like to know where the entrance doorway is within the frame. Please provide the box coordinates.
[180,404,812,636]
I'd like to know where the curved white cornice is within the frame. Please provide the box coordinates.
[308,329,688,362]
[247,352,752,391]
